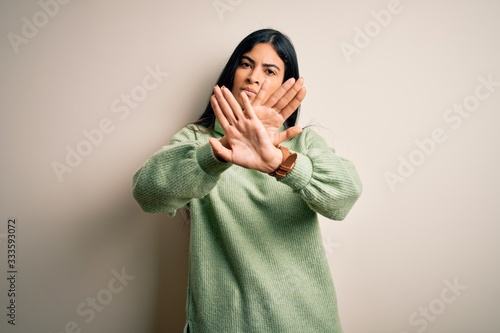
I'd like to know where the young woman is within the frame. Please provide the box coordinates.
[133,28,362,333]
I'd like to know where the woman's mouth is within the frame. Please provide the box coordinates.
[241,88,256,97]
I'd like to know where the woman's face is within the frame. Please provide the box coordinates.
[231,43,285,107]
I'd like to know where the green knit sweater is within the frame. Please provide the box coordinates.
[132,122,362,333]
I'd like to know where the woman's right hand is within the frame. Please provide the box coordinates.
[209,85,284,173]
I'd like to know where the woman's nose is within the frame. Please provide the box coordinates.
[246,70,261,85]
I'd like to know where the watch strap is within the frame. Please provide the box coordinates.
[269,145,297,179]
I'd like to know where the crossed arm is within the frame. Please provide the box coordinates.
[133,77,362,218]
[209,77,306,173]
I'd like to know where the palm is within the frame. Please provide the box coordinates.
[222,122,278,170]
[252,78,306,146]
[209,86,282,173]
[208,78,307,173]
[252,104,286,145]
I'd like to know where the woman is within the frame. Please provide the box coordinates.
[133,28,362,333]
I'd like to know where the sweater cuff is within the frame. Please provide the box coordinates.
[196,142,232,176]
[278,152,313,190]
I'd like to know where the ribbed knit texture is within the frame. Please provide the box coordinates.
[132,122,362,333]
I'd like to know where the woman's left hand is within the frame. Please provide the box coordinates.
[251,77,307,146]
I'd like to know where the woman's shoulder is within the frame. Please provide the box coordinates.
[170,123,213,142]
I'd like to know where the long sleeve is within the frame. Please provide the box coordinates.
[279,128,363,221]
[132,125,361,332]
[132,125,231,216]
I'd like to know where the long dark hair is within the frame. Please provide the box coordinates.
[196,28,300,130]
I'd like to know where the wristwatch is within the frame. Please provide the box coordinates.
[269,145,297,179]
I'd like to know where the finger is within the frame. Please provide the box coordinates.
[210,94,232,129]
[240,91,257,120]
[209,137,232,163]
[274,126,303,145]
[252,78,270,106]
[279,86,307,121]
[274,77,305,112]
[213,85,237,125]
[262,78,296,108]
[221,86,245,121]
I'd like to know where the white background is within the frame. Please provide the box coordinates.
[1,0,499,332]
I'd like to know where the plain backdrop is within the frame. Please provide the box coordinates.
[1,0,499,332]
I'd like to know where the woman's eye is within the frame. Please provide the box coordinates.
[266,69,276,76]
[240,62,251,68]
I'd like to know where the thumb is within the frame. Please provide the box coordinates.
[274,126,303,145]
[209,137,232,163]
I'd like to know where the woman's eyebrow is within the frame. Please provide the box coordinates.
[241,55,281,71]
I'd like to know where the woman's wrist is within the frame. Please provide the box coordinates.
[265,147,284,173]
[269,146,297,178]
